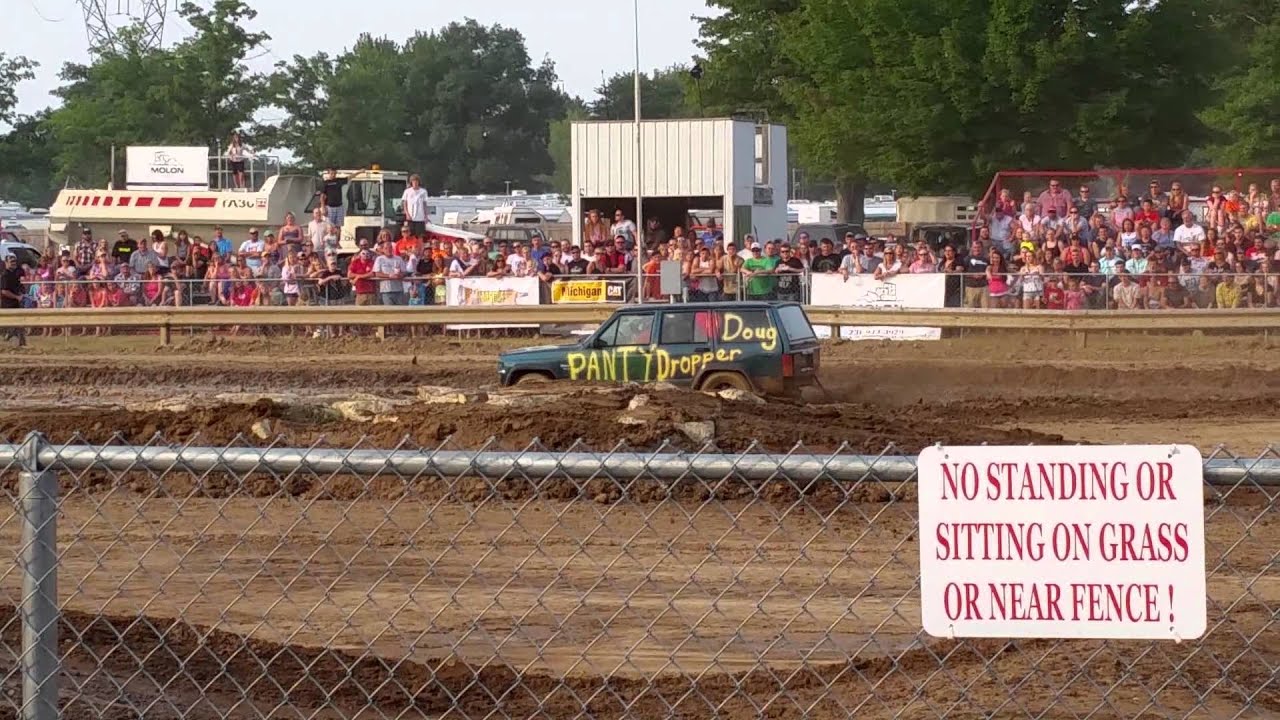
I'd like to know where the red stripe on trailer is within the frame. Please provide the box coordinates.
[103,196,114,206]
[189,197,216,208]
[117,197,131,207]
[136,197,153,207]
[158,197,181,208]
[91,196,100,206]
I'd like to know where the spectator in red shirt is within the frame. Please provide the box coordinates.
[1136,200,1161,228]
[347,245,378,305]
[605,236,629,273]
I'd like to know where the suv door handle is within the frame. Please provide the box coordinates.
[691,346,711,353]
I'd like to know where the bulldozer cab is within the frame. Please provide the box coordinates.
[305,169,408,253]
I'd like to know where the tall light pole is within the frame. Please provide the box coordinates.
[633,0,645,299]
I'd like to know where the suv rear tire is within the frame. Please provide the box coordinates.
[700,372,751,392]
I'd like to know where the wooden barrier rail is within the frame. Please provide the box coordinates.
[0,305,1276,345]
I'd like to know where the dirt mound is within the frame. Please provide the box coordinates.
[2,387,1066,454]
[12,602,1274,719]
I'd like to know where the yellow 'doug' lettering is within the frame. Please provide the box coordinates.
[720,313,778,351]
[566,348,742,382]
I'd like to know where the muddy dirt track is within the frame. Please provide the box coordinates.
[0,333,1275,718]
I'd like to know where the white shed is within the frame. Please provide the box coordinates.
[570,118,788,248]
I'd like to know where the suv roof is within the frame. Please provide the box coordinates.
[614,300,801,315]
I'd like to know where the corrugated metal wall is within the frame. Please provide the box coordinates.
[571,120,733,198]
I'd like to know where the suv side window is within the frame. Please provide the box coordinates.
[658,311,712,344]
[599,313,654,347]
[715,309,779,351]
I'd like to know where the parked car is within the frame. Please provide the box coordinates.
[497,301,823,397]
[0,239,42,269]
[791,222,867,245]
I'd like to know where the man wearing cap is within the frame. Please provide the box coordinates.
[347,241,378,305]
[111,230,137,265]
[129,236,162,276]
[239,228,265,273]
[742,242,778,300]
[1125,244,1148,276]
[74,229,95,271]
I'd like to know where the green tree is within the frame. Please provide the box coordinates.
[0,53,37,125]
[0,112,59,207]
[263,20,567,194]
[590,67,698,120]
[46,0,269,185]
[547,98,589,194]
[699,0,1221,217]
[1199,12,1280,165]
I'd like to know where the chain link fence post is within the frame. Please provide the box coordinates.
[17,432,58,720]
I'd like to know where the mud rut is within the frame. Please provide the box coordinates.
[0,335,1275,718]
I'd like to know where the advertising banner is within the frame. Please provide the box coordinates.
[917,445,1207,640]
[550,278,627,304]
[125,146,210,190]
[809,273,945,341]
[445,276,540,329]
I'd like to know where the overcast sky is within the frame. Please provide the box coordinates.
[11,0,714,117]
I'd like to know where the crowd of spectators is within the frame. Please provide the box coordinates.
[12,177,1280,317]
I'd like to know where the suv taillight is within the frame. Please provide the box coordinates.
[782,353,795,377]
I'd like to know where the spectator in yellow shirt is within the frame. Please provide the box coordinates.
[1215,276,1243,308]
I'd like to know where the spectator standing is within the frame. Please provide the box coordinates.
[373,236,407,305]
[583,209,609,248]
[112,230,138,265]
[963,241,989,308]
[610,209,638,250]
[278,212,304,253]
[260,252,285,305]
[0,255,26,347]
[529,236,550,272]
[319,168,349,228]
[227,132,253,190]
[1037,179,1072,217]
[698,219,723,250]
[348,245,378,305]
[307,207,332,255]
[719,242,743,300]
[774,245,804,301]
[874,247,902,281]
[811,240,840,273]
[74,229,95,271]
[1073,185,1097,220]
[211,227,233,257]
[401,174,431,237]
[741,242,777,300]
[644,217,668,250]
[564,247,589,275]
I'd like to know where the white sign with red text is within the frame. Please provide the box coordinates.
[917,445,1206,640]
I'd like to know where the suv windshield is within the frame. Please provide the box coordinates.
[777,305,817,343]
[383,178,407,220]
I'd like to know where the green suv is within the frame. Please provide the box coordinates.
[497,301,822,395]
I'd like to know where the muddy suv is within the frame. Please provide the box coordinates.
[497,301,822,396]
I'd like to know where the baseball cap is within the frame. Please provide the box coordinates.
[750,242,762,250]
[1131,243,1144,251]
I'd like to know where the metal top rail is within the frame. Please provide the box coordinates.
[4,443,1277,485]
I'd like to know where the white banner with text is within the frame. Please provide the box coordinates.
[125,146,210,190]
[809,273,945,341]
[445,276,541,330]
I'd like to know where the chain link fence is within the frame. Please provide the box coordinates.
[0,434,1276,718]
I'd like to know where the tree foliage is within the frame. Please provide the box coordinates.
[589,67,699,120]
[46,0,269,186]
[0,112,58,207]
[1199,12,1280,165]
[0,53,37,125]
[265,21,567,194]
[698,0,1240,206]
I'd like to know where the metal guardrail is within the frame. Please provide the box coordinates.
[0,306,1278,344]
